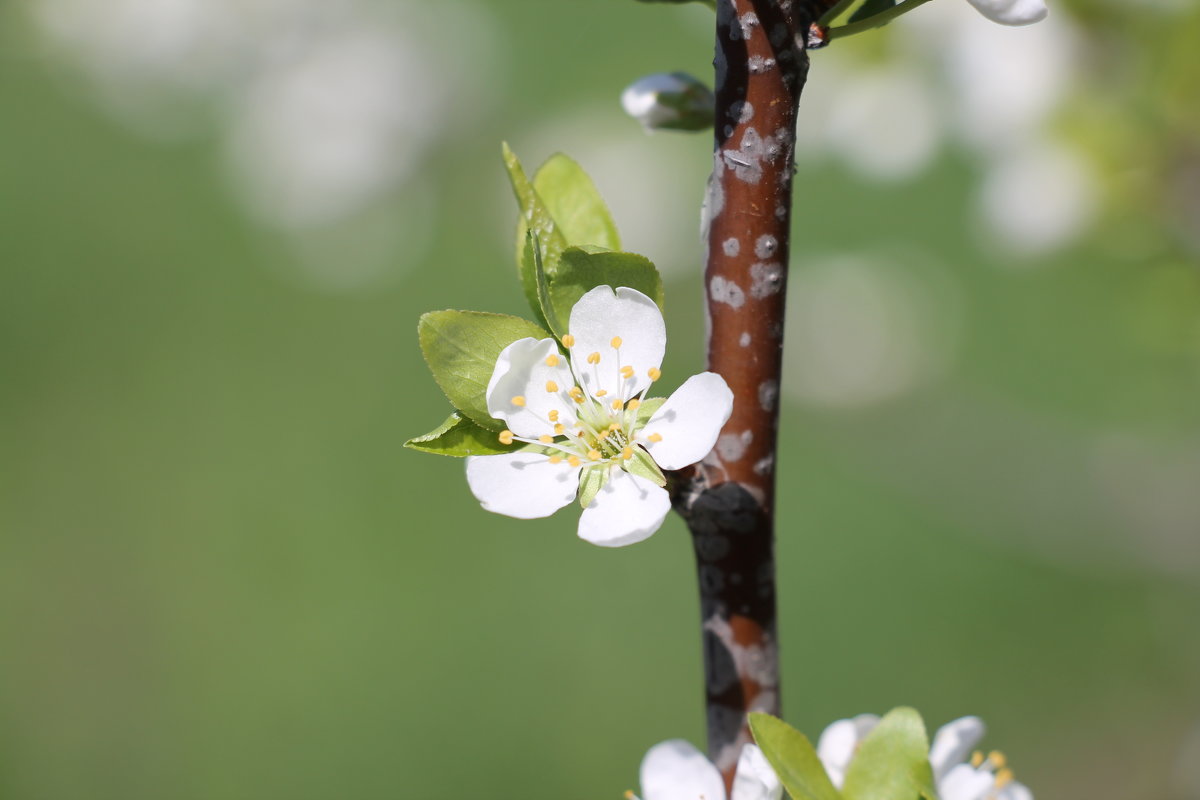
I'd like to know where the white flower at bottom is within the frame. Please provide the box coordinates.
[465,285,733,547]
[816,714,1033,800]
[629,739,781,800]
[965,0,1048,26]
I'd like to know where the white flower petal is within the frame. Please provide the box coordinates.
[998,779,1034,800]
[567,286,666,401]
[640,372,733,470]
[929,716,987,781]
[465,453,581,519]
[965,0,1048,26]
[485,337,578,437]
[730,744,782,800]
[816,714,880,790]
[640,739,727,800]
[577,468,671,547]
[939,764,996,800]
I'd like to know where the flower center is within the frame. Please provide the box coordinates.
[970,750,1017,797]
[496,333,665,469]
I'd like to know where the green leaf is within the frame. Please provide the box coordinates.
[418,310,553,431]
[841,707,938,800]
[578,466,610,508]
[544,248,664,332]
[749,713,842,800]
[405,412,525,457]
[624,448,666,487]
[520,153,620,255]
[526,232,566,338]
[503,143,567,326]
[849,0,895,22]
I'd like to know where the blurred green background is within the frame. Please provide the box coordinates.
[3,0,1199,798]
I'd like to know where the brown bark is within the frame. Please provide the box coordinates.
[668,0,837,789]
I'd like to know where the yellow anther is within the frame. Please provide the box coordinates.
[548,409,559,422]
[611,399,624,410]
[545,380,559,393]
[647,367,662,381]
[611,336,623,349]
[587,351,602,364]
[498,430,515,445]
[648,433,663,443]
[567,455,581,468]
[549,455,563,465]
[598,430,610,440]
[595,389,608,397]
[511,395,526,407]
[627,398,641,410]
[561,334,575,348]
[994,769,1014,789]
[620,365,635,379]
[576,430,585,438]
[544,354,560,367]
[568,386,584,403]
[608,423,621,432]
[554,423,565,435]
[970,752,984,768]
[988,752,1007,770]
[539,435,553,444]
[587,449,602,461]
[624,792,638,800]
[621,447,634,460]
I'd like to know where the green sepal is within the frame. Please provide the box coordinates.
[577,465,611,508]
[624,448,666,487]
[546,248,664,329]
[502,143,566,328]
[636,397,667,426]
[519,153,620,256]
[418,310,553,431]
[405,412,528,457]
[849,0,896,23]
[748,713,842,800]
[841,707,939,800]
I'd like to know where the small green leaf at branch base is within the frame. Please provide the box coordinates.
[635,0,716,8]
[406,412,527,457]
[849,0,897,22]
[841,707,939,800]
[748,713,842,800]
[418,310,553,431]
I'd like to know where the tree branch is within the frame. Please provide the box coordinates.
[668,0,836,788]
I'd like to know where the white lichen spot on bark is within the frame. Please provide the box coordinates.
[755,234,778,259]
[723,237,740,257]
[758,379,779,412]
[750,261,784,299]
[739,331,752,347]
[710,275,746,308]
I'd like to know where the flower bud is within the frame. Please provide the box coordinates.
[966,0,1048,26]
[620,72,714,132]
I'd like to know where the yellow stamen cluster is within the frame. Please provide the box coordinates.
[539,435,553,444]
[627,398,641,411]
[511,395,526,407]
[545,380,559,393]
[648,433,663,443]
[548,410,559,422]
[587,351,601,365]
[994,769,1014,789]
[587,449,601,461]
[545,354,559,367]
[647,367,661,381]
[561,334,575,347]
[499,430,515,445]
[620,365,635,379]
[610,336,622,348]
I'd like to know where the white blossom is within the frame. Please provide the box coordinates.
[817,714,1033,800]
[466,286,733,547]
[965,0,1048,26]
[629,739,781,800]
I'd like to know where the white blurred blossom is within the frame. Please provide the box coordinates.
[29,0,501,286]
[978,138,1098,257]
